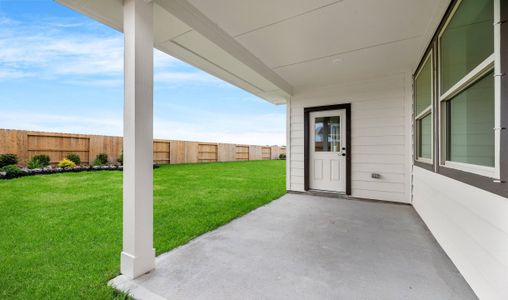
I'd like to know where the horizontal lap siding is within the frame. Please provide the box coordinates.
[413,167,508,300]
[289,75,411,203]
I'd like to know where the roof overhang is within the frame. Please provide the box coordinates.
[55,0,292,104]
[55,0,451,104]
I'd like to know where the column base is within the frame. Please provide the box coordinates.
[120,249,156,279]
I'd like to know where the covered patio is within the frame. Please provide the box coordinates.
[110,194,475,299]
[54,0,507,299]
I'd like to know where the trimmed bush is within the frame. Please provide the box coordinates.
[31,155,51,167]
[58,159,76,168]
[94,153,108,166]
[27,157,43,169]
[66,153,81,165]
[279,153,286,160]
[1,164,23,177]
[0,154,18,168]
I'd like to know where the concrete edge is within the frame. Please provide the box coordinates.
[109,275,166,300]
[287,190,412,206]
[108,192,293,299]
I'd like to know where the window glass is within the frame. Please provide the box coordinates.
[418,114,432,159]
[439,0,493,93]
[416,57,432,116]
[447,71,494,167]
[315,116,340,152]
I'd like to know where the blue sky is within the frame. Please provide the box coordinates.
[0,0,286,145]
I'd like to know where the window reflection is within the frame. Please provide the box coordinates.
[315,116,340,152]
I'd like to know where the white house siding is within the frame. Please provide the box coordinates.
[288,74,413,203]
[413,167,508,300]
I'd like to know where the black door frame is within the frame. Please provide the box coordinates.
[304,104,352,195]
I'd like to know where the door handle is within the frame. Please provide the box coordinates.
[341,153,346,156]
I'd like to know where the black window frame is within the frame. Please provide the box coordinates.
[412,0,508,197]
[413,50,434,169]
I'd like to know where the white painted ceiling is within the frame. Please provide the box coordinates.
[55,0,451,103]
[189,0,450,88]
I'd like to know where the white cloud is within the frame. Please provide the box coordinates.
[0,111,123,136]
[153,111,285,145]
[154,124,284,145]
[0,16,286,146]
[0,69,34,79]
[0,17,219,86]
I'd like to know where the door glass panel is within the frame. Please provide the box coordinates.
[315,116,340,152]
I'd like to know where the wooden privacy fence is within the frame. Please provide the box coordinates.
[0,129,286,166]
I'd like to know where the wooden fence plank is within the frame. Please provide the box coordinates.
[261,147,271,160]
[198,143,217,162]
[153,141,170,164]
[248,145,263,160]
[235,145,249,161]
[27,133,91,164]
[170,140,185,164]
[218,143,235,162]
[0,129,284,166]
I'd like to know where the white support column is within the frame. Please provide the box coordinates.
[121,0,155,279]
[286,97,291,191]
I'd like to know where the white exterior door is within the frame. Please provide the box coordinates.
[309,109,347,192]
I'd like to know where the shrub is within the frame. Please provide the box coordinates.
[66,153,81,165]
[0,154,18,168]
[58,159,76,168]
[117,151,123,165]
[279,153,286,160]
[94,153,108,166]
[1,164,23,177]
[27,157,43,169]
[31,155,50,167]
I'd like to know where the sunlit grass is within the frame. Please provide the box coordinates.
[0,160,286,299]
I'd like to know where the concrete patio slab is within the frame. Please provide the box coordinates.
[110,193,476,300]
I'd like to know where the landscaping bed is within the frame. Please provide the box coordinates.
[0,164,162,179]
[0,165,122,179]
[0,152,149,179]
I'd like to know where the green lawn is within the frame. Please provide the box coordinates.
[0,160,286,299]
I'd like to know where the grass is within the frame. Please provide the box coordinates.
[0,160,286,299]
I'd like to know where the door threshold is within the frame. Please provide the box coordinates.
[306,189,348,199]
[287,190,411,206]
